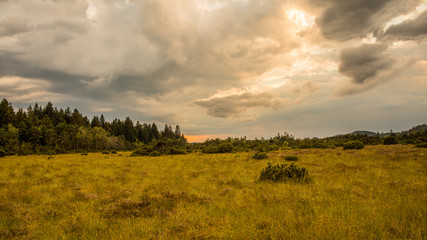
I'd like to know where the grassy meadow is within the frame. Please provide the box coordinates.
[0,145,426,239]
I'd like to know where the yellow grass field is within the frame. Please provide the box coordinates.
[0,145,426,239]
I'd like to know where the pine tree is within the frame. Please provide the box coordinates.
[0,99,16,127]
[124,117,136,142]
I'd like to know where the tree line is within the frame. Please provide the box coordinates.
[1,98,426,156]
[0,99,186,155]
[191,126,427,154]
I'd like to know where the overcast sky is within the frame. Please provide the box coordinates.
[1,0,426,141]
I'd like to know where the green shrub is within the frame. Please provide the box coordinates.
[298,142,312,149]
[217,142,234,153]
[131,146,157,156]
[111,150,118,154]
[102,151,110,154]
[259,163,309,182]
[383,135,398,145]
[201,146,218,154]
[415,142,427,148]
[343,140,364,150]
[284,155,298,161]
[168,147,186,155]
[253,152,268,160]
[0,149,6,157]
[201,142,234,154]
[149,151,162,156]
[81,153,88,156]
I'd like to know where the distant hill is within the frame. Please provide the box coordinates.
[337,124,427,138]
[350,130,377,136]
[404,124,427,134]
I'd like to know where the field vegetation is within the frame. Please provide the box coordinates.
[0,145,425,239]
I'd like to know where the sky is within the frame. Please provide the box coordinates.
[0,0,426,142]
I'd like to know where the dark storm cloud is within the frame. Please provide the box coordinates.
[383,10,427,40]
[312,0,421,41]
[338,44,395,84]
[195,92,284,119]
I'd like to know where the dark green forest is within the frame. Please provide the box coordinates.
[0,99,426,156]
[0,99,186,156]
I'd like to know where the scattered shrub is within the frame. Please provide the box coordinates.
[81,153,88,156]
[167,147,186,155]
[284,155,298,161]
[415,143,427,148]
[298,142,312,149]
[383,135,398,145]
[111,150,118,154]
[131,146,156,156]
[149,151,162,157]
[343,140,364,150]
[201,146,218,154]
[253,152,268,160]
[259,163,309,182]
[102,151,110,154]
[0,149,6,157]
[254,143,279,152]
[202,142,234,154]
[217,142,234,153]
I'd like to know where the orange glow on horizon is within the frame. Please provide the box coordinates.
[185,134,229,143]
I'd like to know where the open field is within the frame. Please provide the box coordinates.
[0,145,426,239]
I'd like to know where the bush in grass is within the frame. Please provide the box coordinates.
[131,145,156,156]
[259,162,309,182]
[383,135,398,145]
[202,142,234,154]
[111,150,118,154]
[217,142,234,153]
[201,146,218,154]
[102,151,110,154]
[167,147,186,155]
[284,155,298,161]
[149,151,162,156]
[0,148,5,157]
[343,140,364,150]
[253,152,268,160]
[81,153,88,156]
[415,142,427,148]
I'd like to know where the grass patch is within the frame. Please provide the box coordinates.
[0,146,425,239]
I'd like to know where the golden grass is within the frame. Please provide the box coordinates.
[0,145,425,239]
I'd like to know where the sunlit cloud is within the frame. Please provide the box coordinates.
[0,0,426,138]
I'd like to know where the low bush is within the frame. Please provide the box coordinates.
[131,146,156,156]
[343,140,364,150]
[383,135,398,145]
[0,149,6,157]
[260,163,309,182]
[284,155,298,161]
[81,153,88,156]
[201,146,218,154]
[415,142,427,148]
[149,151,162,157]
[102,151,110,154]
[167,147,186,155]
[111,150,118,154]
[217,142,234,153]
[202,142,234,154]
[253,152,268,160]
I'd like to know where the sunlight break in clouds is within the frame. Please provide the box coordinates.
[0,0,426,138]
